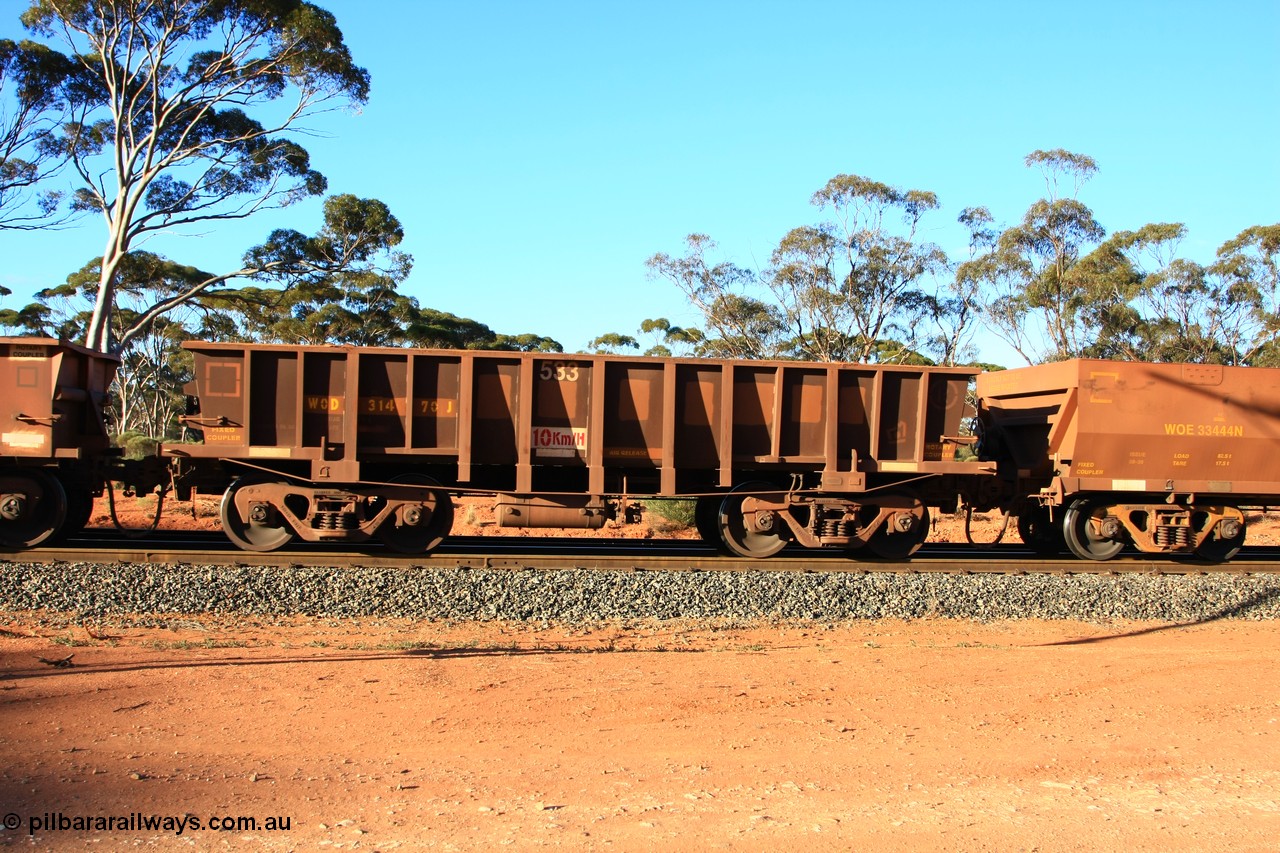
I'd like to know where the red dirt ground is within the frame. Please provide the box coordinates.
[0,495,1272,849]
[1,617,1277,850]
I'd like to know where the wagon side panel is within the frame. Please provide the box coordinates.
[0,338,119,460]
[1071,361,1280,494]
[979,359,1280,499]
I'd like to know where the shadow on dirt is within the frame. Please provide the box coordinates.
[1040,586,1280,646]
[0,642,708,684]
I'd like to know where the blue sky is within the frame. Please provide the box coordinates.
[1,0,1277,361]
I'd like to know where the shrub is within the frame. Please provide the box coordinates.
[641,499,698,529]
[113,432,159,460]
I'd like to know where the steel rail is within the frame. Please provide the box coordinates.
[4,534,1277,575]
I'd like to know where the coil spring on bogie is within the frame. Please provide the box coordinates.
[820,518,855,538]
[314,511,358,530]
[1154,525,1191,548]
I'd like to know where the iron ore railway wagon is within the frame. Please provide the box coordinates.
[166,341,985,559]
[1,336,1278,562]
[977,360,1280,561]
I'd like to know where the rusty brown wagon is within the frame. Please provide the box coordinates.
[977,359,1280,560]
[0,338,120,547]
[7,333,1278,563]
[166,343,988,557]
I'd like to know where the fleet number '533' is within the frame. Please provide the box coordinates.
[540,361,580,381]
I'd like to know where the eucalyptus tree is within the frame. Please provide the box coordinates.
[925,206,994,366]
[489,332,563,353]
[959,150,1107,363]
[404,308,532,350]
[587,319,703,357]
[0,36,78,230]
[8,193,409,351]
[111,316,192,438]
[766,174,947,363]
[586,332,639,354]
[1208,224,1280,365]
[10,252,209,437]
[650,174,949,365]
[206,272,413,346]
[1065,222,1279,366]
[1074,222,1200,362]
[637,317,702,357]
[400,308,562,352]
[19,0,375,352]
[2,193,407,438]
[645,234,786,360]
[1118,256,1242,364]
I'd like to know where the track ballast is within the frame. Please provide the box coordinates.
[2,534,1279,624]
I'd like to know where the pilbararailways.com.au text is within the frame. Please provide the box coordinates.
[5,811,292,837]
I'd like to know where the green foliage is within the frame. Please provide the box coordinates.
[646,235,786,359]
[650,148,1275,369]
[649,173,952,364]
[392,307,494,348]
[0,301,56,336]
[639,318,702,357]
[0,37,77,227]
[113,431,158,460]
[768,174,950,363]
[18,0,375,351]
[642,499,697,529]
[402,308,562,352]
[489,332,564,353]
[7,192,411,346]
[1024,149,1098,196]
[957,150,1125,363]
[1210,225,1280,365]
[960,151,1280,366]
[587,332,639,354]
[587,319,704,357]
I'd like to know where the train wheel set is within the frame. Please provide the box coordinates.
[0,469,68,549]
[1,337,1277,563]
[1057,498,1246,562]
[216,473,458,554]
[206,476,939,559]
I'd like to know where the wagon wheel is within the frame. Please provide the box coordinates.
[694,495,726,550]
[51,481,95,544]
[1195,512,1246,562]
[378,474,454,555]
[1062,499,1125,561]
[0,469,67,549]
[718,482,788,559]
[63,488,95,535]
[219,477,294,552]
[865,495,930,560]
[1016,504,1065,555]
